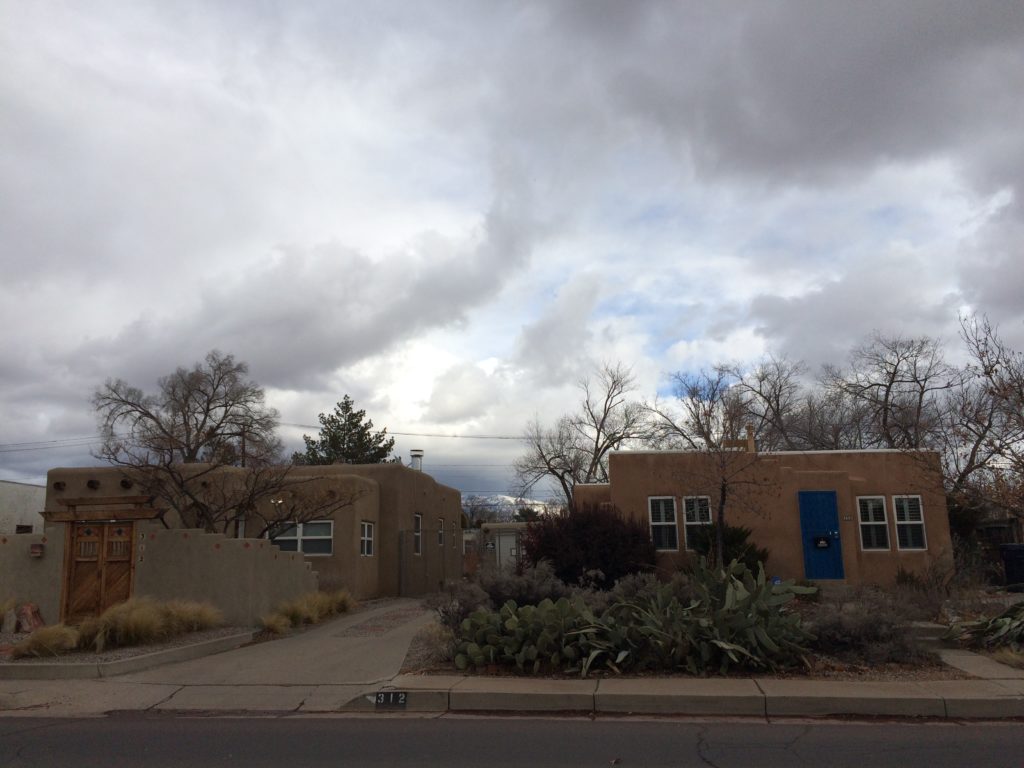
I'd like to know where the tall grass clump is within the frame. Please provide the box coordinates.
[77,597,224,653]
[262,589,358,633]
[11,625,80,659]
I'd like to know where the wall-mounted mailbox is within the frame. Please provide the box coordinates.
[29,543,45,558]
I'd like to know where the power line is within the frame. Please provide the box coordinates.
[280,423,522,440]
[0,438,101,454]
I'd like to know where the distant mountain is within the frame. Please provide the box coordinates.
[461,494,559,523]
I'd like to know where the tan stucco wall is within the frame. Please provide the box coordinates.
[257,474,381,598]
[295,464,463,596]
[42,463,461,605]
[0,523,64,624]
[603,449,953,585]
[133,522,318,626]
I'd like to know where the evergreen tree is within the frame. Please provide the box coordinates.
[293,395,396,465]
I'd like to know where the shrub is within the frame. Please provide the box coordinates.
[77,598,168,652]
[453,558,816,676]
[804,588,933,665]
[521,505,656,589]
[260,612,292,635]
[685,524,770,573]
[424,580,492,630]
[274,590,357,628]
[160,600,224,635]
[11,625,80,659]
[331,589,357,614]
[477,561,570,607]
[947,601,1024,651]
[418,622,458,664]
[75,597,224,653]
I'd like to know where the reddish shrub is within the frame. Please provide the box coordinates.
[521,504,656,589]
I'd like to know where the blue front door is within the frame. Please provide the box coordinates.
[798,491,844,580]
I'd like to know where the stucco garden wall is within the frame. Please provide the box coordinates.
[0,525,64,624]
[133,522,318,626]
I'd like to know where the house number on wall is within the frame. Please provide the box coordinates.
[375,691,408,708]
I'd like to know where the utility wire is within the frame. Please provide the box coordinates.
[280,422,522,440]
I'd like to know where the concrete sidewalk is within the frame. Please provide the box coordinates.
[2,599,1023,720]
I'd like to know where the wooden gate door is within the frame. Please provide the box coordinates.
[63,522,135,622]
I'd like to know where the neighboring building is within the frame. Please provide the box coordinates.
[0,479,45,534]
[0,462,461,626]
[574,449,953,586]
[464,522,528,575]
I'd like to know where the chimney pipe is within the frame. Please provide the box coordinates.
[410,449,424,471]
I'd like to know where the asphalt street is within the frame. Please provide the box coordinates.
[0,715,1022,768]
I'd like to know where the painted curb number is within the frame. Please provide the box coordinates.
[375,691,408,709]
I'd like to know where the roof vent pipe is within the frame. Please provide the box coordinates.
[410,449,424,471]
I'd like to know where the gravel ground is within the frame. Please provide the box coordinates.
[0,626,251,664]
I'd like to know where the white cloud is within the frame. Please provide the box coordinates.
[4,0,1024,495]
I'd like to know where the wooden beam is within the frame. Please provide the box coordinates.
[44,507,164,522]
[55,496,154,507]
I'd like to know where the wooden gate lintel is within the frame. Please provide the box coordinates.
[46,496,163,522]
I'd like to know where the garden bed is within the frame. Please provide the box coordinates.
[399,622,970,682]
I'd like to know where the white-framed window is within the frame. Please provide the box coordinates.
[359,521,374,557]
[648,497,678,551]
[438,517,445,547]
[451,520,457,548]
[857,496,889,550]
[413,513,422,555]
[269,520,333,556]
[683,496,712,551]
[893,495,927,550]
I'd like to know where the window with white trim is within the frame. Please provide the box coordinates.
[683,496,712,551]
[893,495,927,550]
[269,520,333,555]
[360,521,374,557]
[413,513,422,555]
[451,520,457,548]
[648,497,678,551]
[438,517,445,547]
[858,496,889,550]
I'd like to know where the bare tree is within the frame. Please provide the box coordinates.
[93,350,359,535]
[726,355,807,451]
[947,315,1024,526]
[514,363,648,510]
[823,333,959,449]
[646,368,775,567]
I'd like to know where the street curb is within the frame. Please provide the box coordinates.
[337,677,1024,720]
[0,631,258,680]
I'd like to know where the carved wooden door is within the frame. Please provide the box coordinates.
[64,522,135,621]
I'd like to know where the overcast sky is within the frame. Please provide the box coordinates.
[2,1,1023,499]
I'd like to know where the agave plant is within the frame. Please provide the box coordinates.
[946,602,1024,651]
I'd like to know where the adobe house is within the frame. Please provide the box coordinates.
[0,460,461,626]
[574,447,953,586]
